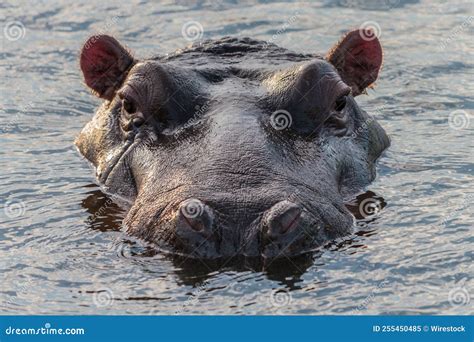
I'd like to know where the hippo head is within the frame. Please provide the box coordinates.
[76,30,389,260]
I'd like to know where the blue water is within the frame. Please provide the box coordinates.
[0,0,472,314]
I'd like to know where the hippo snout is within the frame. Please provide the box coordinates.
[124,195,348,260]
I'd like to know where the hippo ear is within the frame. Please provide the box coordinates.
[326,29,383,96]
[80,35,135,100]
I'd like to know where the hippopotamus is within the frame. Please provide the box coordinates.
[76,29,390,260]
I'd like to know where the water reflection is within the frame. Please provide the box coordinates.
[80,185,125,232]
[80,184,385,286]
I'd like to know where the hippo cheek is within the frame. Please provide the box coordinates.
[75,102,140,199]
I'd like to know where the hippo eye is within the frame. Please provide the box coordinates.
[122,98,137,114]
[335,95,347,112]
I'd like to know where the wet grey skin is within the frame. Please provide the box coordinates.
[75,29,390,260]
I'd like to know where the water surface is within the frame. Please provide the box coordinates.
[1,0,472,314]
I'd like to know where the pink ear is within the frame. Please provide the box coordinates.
[326,29,383,96]
[80,35,135,100]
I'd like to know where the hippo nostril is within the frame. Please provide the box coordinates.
[177,199,214,236]
[264,200,302,237]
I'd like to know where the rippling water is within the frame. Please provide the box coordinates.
[1,0,472,314]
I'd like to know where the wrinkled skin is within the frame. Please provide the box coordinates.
[76,29,390,260]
